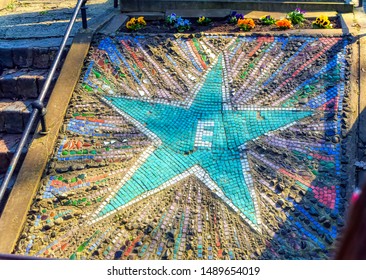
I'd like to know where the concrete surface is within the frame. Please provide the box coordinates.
[0,0,116,47]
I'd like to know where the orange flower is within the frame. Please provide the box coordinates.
[275,19,292,29]
[237,18,255,31]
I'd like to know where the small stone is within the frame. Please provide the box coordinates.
[165,231,174,239]
[323,220,331,228]
[330,212,338,220]
[325,130,336,137]
[54,218,63,225]
[309,207,319,217]
[63,214,73,221]
[43,223,54,231]
[324,234,333,245]
[56,167,70,173]
[125,224,133,231]
[332,136,340,143]
[144,225,153,234]
[114,251,123,259]
[166,240,175,248]
[277,199,284,207]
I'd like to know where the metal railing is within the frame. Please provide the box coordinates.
[0,0,119,209]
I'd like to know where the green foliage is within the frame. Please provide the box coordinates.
[197,16,212,25]
[6,1,16,11]
[259,15,276,26]
[287,8,306,25]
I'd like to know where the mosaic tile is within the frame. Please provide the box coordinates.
[15,34,351,260]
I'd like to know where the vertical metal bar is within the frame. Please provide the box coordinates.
[114,0,118,8]
[39,108,48,135]
[31,100,48,135]
[81,0,88,29]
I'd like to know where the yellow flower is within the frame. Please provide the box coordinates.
[126,21,133,29]
[313,15,332,28]
[198,16,205,23]
[322,19,330,26]
[137,16,146,25]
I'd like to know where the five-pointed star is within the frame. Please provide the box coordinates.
[93,56,313,230]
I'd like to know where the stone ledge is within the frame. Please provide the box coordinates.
[120,0,354,13]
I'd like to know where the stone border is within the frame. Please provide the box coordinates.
[0,11,359,254]
[355,33,366,183]
[337,11,366,195]
[0,11,121,254]
[119,0,354,13]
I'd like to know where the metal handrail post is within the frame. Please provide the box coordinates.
[114,0,118,8]
[81,0,88,29]
[0,0,88,209]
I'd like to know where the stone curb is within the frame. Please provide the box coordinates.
[120,0,354,13]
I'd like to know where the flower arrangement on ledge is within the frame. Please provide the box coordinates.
[237,18,255,31]
[126,17,146,31]
[156,10,337,33]
[165,13,191,32]
[275,19,293,30]
[313,15,333,29]
[287,8,306,25]
[197,16,212,25]
[259,15,276,25]
[166,13,177,25]
[228,11,244,24]
[175,17,191,32]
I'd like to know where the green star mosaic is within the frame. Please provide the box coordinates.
[101,56,313,225]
